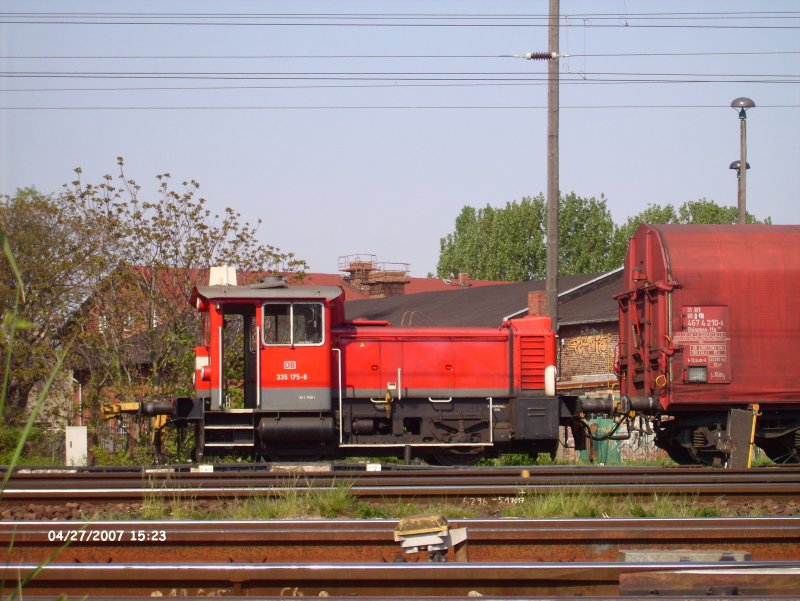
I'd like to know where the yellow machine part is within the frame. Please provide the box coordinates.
[101,401,141,420]
[101,402,170,445]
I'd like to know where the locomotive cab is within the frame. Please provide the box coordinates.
[184,278,345,461]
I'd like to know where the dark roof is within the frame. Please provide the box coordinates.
[558,270,623,326]
[298,272,510,301]
[345,272,621,328]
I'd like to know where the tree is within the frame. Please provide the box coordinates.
[611,199,771,265]
[438,197,545,281]
[610,203,679,265]
[0,188,114,413]
[437,193,617,281]
[678,198,770,224]
[1,160,304,426]
[558,192,619,275]
[63,159,306,421]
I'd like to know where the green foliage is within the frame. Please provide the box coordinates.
[439,195,772,282]
[1,159,306,446]
[438,197,546,281]
[0,226,71,492]
[559,192,620,275]
[62,160,304,420]
[611,198,771,265]
[90,444,155,467]
[0,423,59,466]
[437,193,619,281]
[0,189,97,413]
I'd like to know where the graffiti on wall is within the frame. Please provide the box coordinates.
[565,333,614,358]
[566,334,615,357]
[559,328,619,379]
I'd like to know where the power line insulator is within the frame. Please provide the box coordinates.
[517,52,557,60]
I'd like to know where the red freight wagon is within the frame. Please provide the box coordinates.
[616,223,800,464]
[174,276,563,464]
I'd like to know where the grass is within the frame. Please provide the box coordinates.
[101,479,742,521]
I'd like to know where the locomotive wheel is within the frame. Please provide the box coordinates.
[533,440,560,460]
[427,449,485,466]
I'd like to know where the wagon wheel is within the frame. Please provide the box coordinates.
[659,440,696,465]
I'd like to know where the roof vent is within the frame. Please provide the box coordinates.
[252,275,288,289]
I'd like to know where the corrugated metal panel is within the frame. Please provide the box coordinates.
[520,336,546,389]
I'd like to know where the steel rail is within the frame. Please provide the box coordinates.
[3,466,800,504]
[3,560,800,597]
[3,517,799,564]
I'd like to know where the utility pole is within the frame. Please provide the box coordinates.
[546,0,560,330]
[518,2,559,331]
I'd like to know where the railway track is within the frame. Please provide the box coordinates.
[3,517,800,564]
[2,517,800,598]
[3,464,800,505]
[4,560,800,598]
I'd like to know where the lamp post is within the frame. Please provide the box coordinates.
[730,97,755,225]
[729,160,750,177]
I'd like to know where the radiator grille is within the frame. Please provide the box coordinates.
[520,337,546,389]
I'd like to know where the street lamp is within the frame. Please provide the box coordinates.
[730,97,755,225]
[728,160,750,175]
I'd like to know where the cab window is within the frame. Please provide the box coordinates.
[263,302,324,346]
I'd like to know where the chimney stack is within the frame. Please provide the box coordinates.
[528,291,547,317]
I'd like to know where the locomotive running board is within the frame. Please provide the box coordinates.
[337,443,494,448]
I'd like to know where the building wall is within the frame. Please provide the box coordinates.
[558,322,619,380]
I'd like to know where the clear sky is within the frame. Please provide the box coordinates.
[1,1,798,277]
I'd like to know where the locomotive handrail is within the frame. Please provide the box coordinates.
[255,325,261,408]
[428,398,453,403]
[217,326,223,410]
[333,348,343,445]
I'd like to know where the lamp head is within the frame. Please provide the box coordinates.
[731,97,755,119]
[731,97,755,110]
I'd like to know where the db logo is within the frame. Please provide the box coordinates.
[283,361,297,370]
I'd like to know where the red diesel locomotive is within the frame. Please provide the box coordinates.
[175,276,564,463]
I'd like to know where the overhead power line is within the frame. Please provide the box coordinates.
[2,104,798,111]
[2,51,798,60]
[1,71,797,84]
[1,11,798,19]
[1,21,797,30]
[1,12,799,29]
